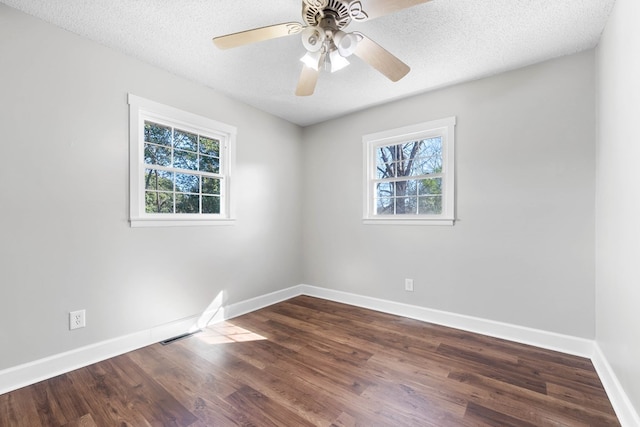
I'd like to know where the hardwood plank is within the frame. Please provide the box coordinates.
[464,401,538,427]
[448,368,619,426]
[47,374,92,422]
[60,413,98,427]
[0,387,42,426]
[125,345,240,425]
[225,384,317,427]
[107,355,199,426]
[437,343,549,394]
[0,296,621,426]
[546,381,617,414]
[64,362,152,426]
[197,340,342,425]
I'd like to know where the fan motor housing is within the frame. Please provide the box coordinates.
[303,0,351,29]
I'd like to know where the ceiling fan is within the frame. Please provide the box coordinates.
[212,0,431,96]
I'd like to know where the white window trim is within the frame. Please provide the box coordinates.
[363,117,456,226]
[128,94,237,227]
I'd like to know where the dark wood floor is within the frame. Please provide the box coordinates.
[0,296,620,426]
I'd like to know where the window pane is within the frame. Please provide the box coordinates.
[418,137,442,158]
[376,145,398,178]
[409,156,442,176]
[395,196,417,214]
[144,122,171,146]
[202,177,220,195]
[200,137,220,157]
[396,142,419,177]
[401,141,421,160]
[145,169,173,191]
[395,181,407,198]
[202,195,220,214]
[199,155,220,173]
[145,191,173,213]
[144,143,171,166]
[376,182,394,198]
[174,129,197,151]
[175,172,199,193]
[174,149,197,170]
[377,144,397,162]
[394,180,418,198]
[397,160,413,177]
[418,195,442,214]
[419,178,442,195]
[175,193,199,213]
[376,197,394,215]
[376,162,395,179]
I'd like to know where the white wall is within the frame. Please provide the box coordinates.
[596,0,640,413]
[302,51,596,338]
[0,4,303,370]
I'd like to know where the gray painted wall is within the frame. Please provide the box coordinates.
[0,4,303,370]
[596,0,640,412]
[302,51,596,338]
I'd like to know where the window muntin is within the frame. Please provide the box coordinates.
[129,94,236,227]
[363,117,455,225]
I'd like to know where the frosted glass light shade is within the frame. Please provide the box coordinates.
[329,50,350,72]
[300,51,322,70]
[333,31,359,57]
[301,26,326,52]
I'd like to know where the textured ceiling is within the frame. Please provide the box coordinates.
[2,0,615,126]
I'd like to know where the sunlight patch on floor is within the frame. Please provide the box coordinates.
[196,321,267,345]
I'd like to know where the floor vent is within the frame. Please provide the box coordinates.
[159,330,201,345]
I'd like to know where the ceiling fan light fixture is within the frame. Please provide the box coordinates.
[300,50,322,70]
[329,49,350,72]
[301,26,326,52]
[333,30,359,57]
[213,0,425,97]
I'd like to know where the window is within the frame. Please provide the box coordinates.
[363,117,456,225]
[128,94,236,227]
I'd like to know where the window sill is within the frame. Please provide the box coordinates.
[363,218,455,226]
[130,218,236,228]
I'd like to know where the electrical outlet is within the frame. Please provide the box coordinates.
[405,278,414,292]
[69,309,86,330]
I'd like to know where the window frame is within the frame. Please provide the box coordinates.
[363,117,456,225]
[128,94,237,227]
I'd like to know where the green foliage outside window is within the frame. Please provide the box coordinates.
[143,121,222,214]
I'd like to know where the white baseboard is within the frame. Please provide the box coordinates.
[591,343,640,427]
[1,284,637,427]
[298,285,594,358]
[0,314,200,395]
[0,285,302,395]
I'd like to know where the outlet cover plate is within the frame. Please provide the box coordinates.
[69,309,86,330]
[405,278,414,292]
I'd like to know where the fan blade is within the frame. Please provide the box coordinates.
[295,65,320,96]
[348,0,432,22]
[353,34,410,82]
[213,22,303,49]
